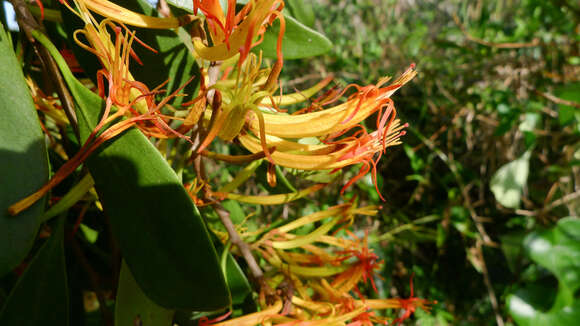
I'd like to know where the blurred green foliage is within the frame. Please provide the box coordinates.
[283,0,580,324]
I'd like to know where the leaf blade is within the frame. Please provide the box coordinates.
[0,22,49,276]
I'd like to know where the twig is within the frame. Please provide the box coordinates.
[544,190,580,212]
[452,13,540,49]
[192,63,268,289]
[9,0,79,139]
[476,241,505,326]
[517,190,580,217]
[212,204,264,281]
[409,126,498,247]
[532,87,580,109]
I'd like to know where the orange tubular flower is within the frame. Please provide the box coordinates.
[201,203,434,326]
[192,0,285,64]
[231,65,417,198]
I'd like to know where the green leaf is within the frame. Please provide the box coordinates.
[507,217,580,326]
[500,232,526,274]
[32,30,230,310]
[217,243,252,306]
[0,22,49,276]
[0,217,68,325]
[554,82,580,127]
[115,261,174,326]
[222,200,246,225]
[255,14,332,59]
[285,0,315,27]
[525,218,580,298]
[490,150,532,209]
[165,0,194,12]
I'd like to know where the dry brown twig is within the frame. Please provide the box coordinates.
[531,87,580,109]
[452,13,540,49]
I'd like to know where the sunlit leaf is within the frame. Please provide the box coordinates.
[490,150,531,209]
[254,14,332,59]
[286,0,315,27]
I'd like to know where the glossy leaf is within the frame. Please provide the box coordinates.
[33,30,230,310]
[0,217,68,325]
[286,0,315,27]
[0,22,49,276]
[508,217,580,326]
[165,0,194,12]
[490,150,531,209]
[115,261,174,326]
[255,14,332,59]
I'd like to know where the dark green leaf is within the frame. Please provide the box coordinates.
[214,241,252,305]
[115,261,174,326]
[0,22,49,276]
[500,232,526,274]
[508,217,580,326]
[555,82,580,127]
[255,14,332,59]
[0,217,68,325]
[33,30,230,310]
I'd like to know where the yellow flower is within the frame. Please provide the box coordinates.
[236,65,417,198]
[192,0,285,63]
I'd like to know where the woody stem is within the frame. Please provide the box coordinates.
[194,63,268,288]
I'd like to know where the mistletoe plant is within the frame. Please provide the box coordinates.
[0,0,432,325]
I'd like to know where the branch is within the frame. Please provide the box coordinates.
[409,126,498,247]
[453,14,540,49]
[532,88,580,109]
[476,241,505,326]
[516,190,580,216]
[212,204,264,281]
[190,62,268,290]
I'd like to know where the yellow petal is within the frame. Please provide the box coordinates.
[82,0,191,29]
[218,183,326,205]
[260,75,333,107]
[270,219,338,249]
[192,0,278,61]
[211,300,283,326]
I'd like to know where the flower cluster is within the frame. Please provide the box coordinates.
[10,0,432,324]
[210,202,434,325]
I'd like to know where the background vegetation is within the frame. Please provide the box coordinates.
[284,0,579,324]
